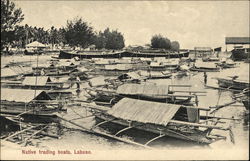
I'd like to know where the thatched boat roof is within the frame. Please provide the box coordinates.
[104,64,132,71]
[1,88,51,103]
[22,76,51,86]
[1,66,33,78]
[89,76,106,87]
[117,83,169,96]
[107,98,181,126]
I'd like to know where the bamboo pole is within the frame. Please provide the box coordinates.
[3,125,42,141]
[168,120,229,131]
[57,116,153,149]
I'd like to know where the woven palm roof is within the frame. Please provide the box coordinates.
[22,76,51,86]
[1,88,49,103]
[117,83,169,96]
[107,98,181,126]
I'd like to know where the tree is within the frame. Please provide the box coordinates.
[94,28,125,50]
[171,41,180,51]
[151,34,171,49]
[1,0,24,51]
[64,17,95,48]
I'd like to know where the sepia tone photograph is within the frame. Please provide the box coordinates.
[0,0,249,160]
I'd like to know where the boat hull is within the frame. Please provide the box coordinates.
[59,50,190,59]
[94,113,215,145]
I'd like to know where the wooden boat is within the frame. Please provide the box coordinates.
[88,84,205,106]
[1,66,33,80]
[139,70,172,79]
[117,72,146,83]
[0,88,64,122]
[59,50,190,59]
[115,84,204,105]
[190,62,220,72]
[233,91,249,110]
[124,50,190,58]
[92,98,230,145]
[1,76,69,90]
[216,61,236,69]
[215,76,249,90]
[98,64,133,76]
[202,57,220,62]
[230,46,250,61]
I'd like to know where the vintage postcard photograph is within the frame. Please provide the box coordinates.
[0,0,249,160]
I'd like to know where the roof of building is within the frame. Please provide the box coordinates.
[107,98,181,126]
[225,37,250,44]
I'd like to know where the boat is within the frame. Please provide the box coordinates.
[1,76,69,90]
[87,83,205,106]
[215,76,249,90]
[58,50,190,59]
[99,64,133,76]
[117,72,146,83]
[1,66,33,80]
[190,62,220,72]
[202,57,220,62]
[215,59,236,69]
[92,98,230,145]
[232,90,249,110]
[230,46,250,61]
[115,83,202,105]
[124,50,190,58]
[138,70,172,79]
[0,88,64,122]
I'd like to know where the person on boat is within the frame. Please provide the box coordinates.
[204,72,207,84]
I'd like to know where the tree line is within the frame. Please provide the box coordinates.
[1,0,180,54]
[1,0,125,53]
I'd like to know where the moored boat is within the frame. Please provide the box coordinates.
[0,88,64,123]
[92,98,230,145]
[215,76,249,90]
[59,50,190,59]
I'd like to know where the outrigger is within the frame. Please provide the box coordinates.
[87,98,232,145]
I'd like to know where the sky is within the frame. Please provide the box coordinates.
[14,1,249,49]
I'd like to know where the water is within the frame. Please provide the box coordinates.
[1,54,249,152]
